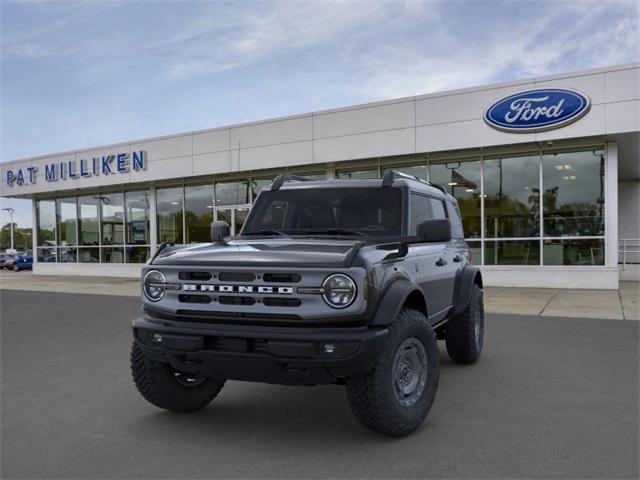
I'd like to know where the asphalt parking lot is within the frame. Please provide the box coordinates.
[1,290,638,479]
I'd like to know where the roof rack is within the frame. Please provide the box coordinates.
[381,169,447,194]
[270,173,314,191]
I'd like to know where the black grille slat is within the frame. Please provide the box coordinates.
[219,272,256,282]
[178,294,212,304]
[263,273,301,283]
[219,296,256,306]
[179,271,212,281]
[263,297,302,307]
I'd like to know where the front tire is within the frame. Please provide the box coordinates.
[346,309,439,436]
[445,283,484,364]
[12,263,19,272]
[130,342,225,413]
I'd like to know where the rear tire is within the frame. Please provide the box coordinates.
[130,342,225,413]
[346,309,439,436]
[445,283,484,364]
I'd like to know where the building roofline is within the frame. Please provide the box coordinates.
[2,62,639,165]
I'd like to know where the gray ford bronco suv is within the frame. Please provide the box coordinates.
[131,170,484,436]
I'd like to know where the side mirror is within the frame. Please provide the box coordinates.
[417,219,451,243]
[211,221,231,243]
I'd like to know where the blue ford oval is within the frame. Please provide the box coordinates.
[484,88,591,132]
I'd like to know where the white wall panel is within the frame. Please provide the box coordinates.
[230,116,312,149]
[315,128,415,163]
[416,85,531,126]
[314,101,414,139]
[193,151,232,176]
[131,134,192,161]
[416,119,536,152]
[193,128,229,155]
[236,141,313,171]
[606,100,640,134]
[535,104,607,141]
[132,156,193,182]
[606,68,640,103]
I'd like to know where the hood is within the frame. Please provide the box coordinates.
[151,238,362,268]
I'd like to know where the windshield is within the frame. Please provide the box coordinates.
[242,188,403,237]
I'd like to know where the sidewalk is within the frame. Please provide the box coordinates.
[1,271,638,320]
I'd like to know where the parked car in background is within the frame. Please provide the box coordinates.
[12,251,33,271]
[2,253,17,270]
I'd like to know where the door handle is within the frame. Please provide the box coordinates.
[453,255,462,263]
[435,257,447,267]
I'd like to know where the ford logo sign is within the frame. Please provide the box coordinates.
[484,88,591,133]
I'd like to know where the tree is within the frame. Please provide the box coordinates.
[0,223,32,251]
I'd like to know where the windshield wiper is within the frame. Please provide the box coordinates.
[303,228,367,237]
[243,229,289,236]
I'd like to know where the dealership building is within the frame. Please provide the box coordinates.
[1,63,638,288]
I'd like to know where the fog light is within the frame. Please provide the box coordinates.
[323,343,336,355]
[152,333,163,344]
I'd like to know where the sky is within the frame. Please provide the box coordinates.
[1,0,639,228]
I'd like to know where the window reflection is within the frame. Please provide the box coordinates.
[543,151,605,237]
[37,200,56,246]
[185,184,214,243]
[543,239,604,265]
[125,191,150,245]
[156,187,184,243]
[484,240,540,265]
[56,198,77,246]
[100,193,124,245]
[484,155,540,238]
[78,196,100,246]
[430,160,481,238]
[78,247,100,263]
[215,180,248,206]
[335,168,379,179]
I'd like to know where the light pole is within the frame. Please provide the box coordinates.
[2,207,15,251]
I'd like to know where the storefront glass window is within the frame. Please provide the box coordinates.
[484,240,540,265]
[543,239,604,265]
[393,164,429,182]
[335,168,379,179]
[36,200,56,246]
[542,150,605,237]
[101,246,124,263]
[157,187,184,243]
[215,180,249,206]
[430,159,481,238]
[126,246,150,263]
[125,191,150,246]
[100,193,124,245]
[56,197,77,246]
[484,155,540,238]
[78,247,100,263]
[58,246,77,263]
[77,196,100,246]
[185,184,214,243]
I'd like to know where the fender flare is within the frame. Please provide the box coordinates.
[370,278,426,326]
[453,265,483,316]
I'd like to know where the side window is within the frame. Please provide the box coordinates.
[410,194,431,235]
[447,201,465,238]
[429,198,447,220]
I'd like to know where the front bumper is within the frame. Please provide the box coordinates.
[133,316,388,385]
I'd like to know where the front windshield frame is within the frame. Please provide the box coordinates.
[240,186,407,239]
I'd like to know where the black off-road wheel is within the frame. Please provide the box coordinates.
[445,283,484,364]
[131,342,225,413]
[345,309,439,436]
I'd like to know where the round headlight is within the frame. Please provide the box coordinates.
[143,270,166,302]
[322,274,357,309]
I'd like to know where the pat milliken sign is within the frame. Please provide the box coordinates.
[5,151,147,187]
[484,88,591,133]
